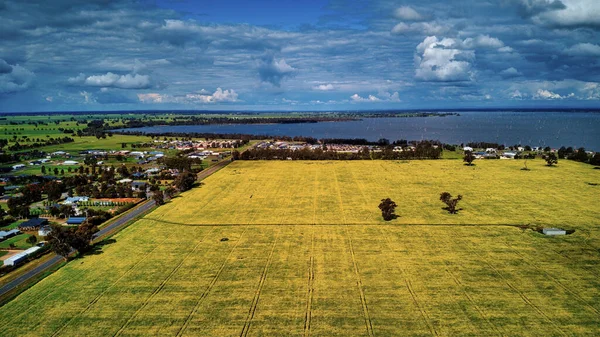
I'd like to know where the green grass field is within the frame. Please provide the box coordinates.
[0,160,599,336]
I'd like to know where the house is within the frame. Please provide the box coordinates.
[118,178,133,184]
[12,164,25,171]
[131,181,147,191]
[485,148,497,153]
[38,226,52,237]
[463,146,473,152]
[145,168,160,175]
[63,160,79,165]
[51,151,67,156]
[66,217,87,225]
[18,218,49,231]
[501,152,516,159]
[542,228,566,236]
[63,196,89,204]
[29,160,42,166]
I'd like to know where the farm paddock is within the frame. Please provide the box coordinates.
[0,160,598,336]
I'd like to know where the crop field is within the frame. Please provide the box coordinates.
[0,160,599,336]
[152,160,599,228]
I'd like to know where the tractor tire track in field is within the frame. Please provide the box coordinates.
[505,243,600,316]
[380,228,439,337]
[50,231,179,337]
[175,227,249,337]
[112,228,215,337]
[344,226,375,337]
[239,230,280,337]
[443,263,502,336]
[303,228,315,337]
[458,238,567,336]
[483,261,567,336]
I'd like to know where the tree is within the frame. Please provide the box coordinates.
[440,192,463,214]
[26,234,38,246]
[463,151,475,166]
[70,222,99,253]
[152,190,165,205]
[164,186,177,199]
[44,181,63,201]
[47,224,72,261]
[378,198,398,221]
[232,150,240,161]
[41,165,46,174]
[545,152,558,166]
[173,170,197,192]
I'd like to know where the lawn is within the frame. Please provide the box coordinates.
[0,160,598,336]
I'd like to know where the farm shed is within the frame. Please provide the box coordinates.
[18,218,48,231]
[543,228,566,236]
[66,217,87,225]
[4,246,42,266]
[0,229,21,241]
[64,196,89,204]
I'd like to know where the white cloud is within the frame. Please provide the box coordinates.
[534,89,563,99]
[313,84,335,91]
[415,36,475,82]
[350,91,400,103]
[564,43,600,56]
[187,87,238,103]
[69,72,152,89]
[139,88,239,104]
[500,67,523,78]
[257,54,297,87]
[533,0,600,28]
[391,22,450,35]
[79,91,95,104]
[137,93,164,103]
[394,6,424,21]
[463,35,505,49]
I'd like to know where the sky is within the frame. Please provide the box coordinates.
[0,0,599,112]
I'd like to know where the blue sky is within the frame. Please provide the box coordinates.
[0,0,599,112]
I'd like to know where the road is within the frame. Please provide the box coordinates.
[0,199,156,299]
[0,158,235,301]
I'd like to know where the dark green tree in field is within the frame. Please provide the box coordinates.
[164,186,177,199]
[70,222,99,253]
[26,235,37,246]
[47,224,73,261]
[174,170,197,192]
[463,151,475,166]
[440,192,463,214]
[545,152,558,166]
[152,190,165,206]
[378,198,398,221]
[41,165,46,174]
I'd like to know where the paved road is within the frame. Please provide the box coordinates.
[0,199,156,298]
[0,158,235,300]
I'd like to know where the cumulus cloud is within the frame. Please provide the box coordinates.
[510,0,566,17]
[391,22,450,35]
[463,35,505,49]
[313,84,335,91]
[564,43,600,56]
[532,0,600,28]
[69,72,152,89]
[350,91,400,103]
[0,62,35,94]
[500,67,523,78]
[0,59,12,74]
[394,6,424,21]
[257,53,297,87]
[138,88,238,104]
[414,36,475,82]
[534,89,564,99]
[186,88,238,103]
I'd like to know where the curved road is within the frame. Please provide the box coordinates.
[0,157,234,301]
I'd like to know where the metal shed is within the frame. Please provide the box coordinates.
[542,228,566,236]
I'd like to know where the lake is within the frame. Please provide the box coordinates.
[119,111,600,150]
